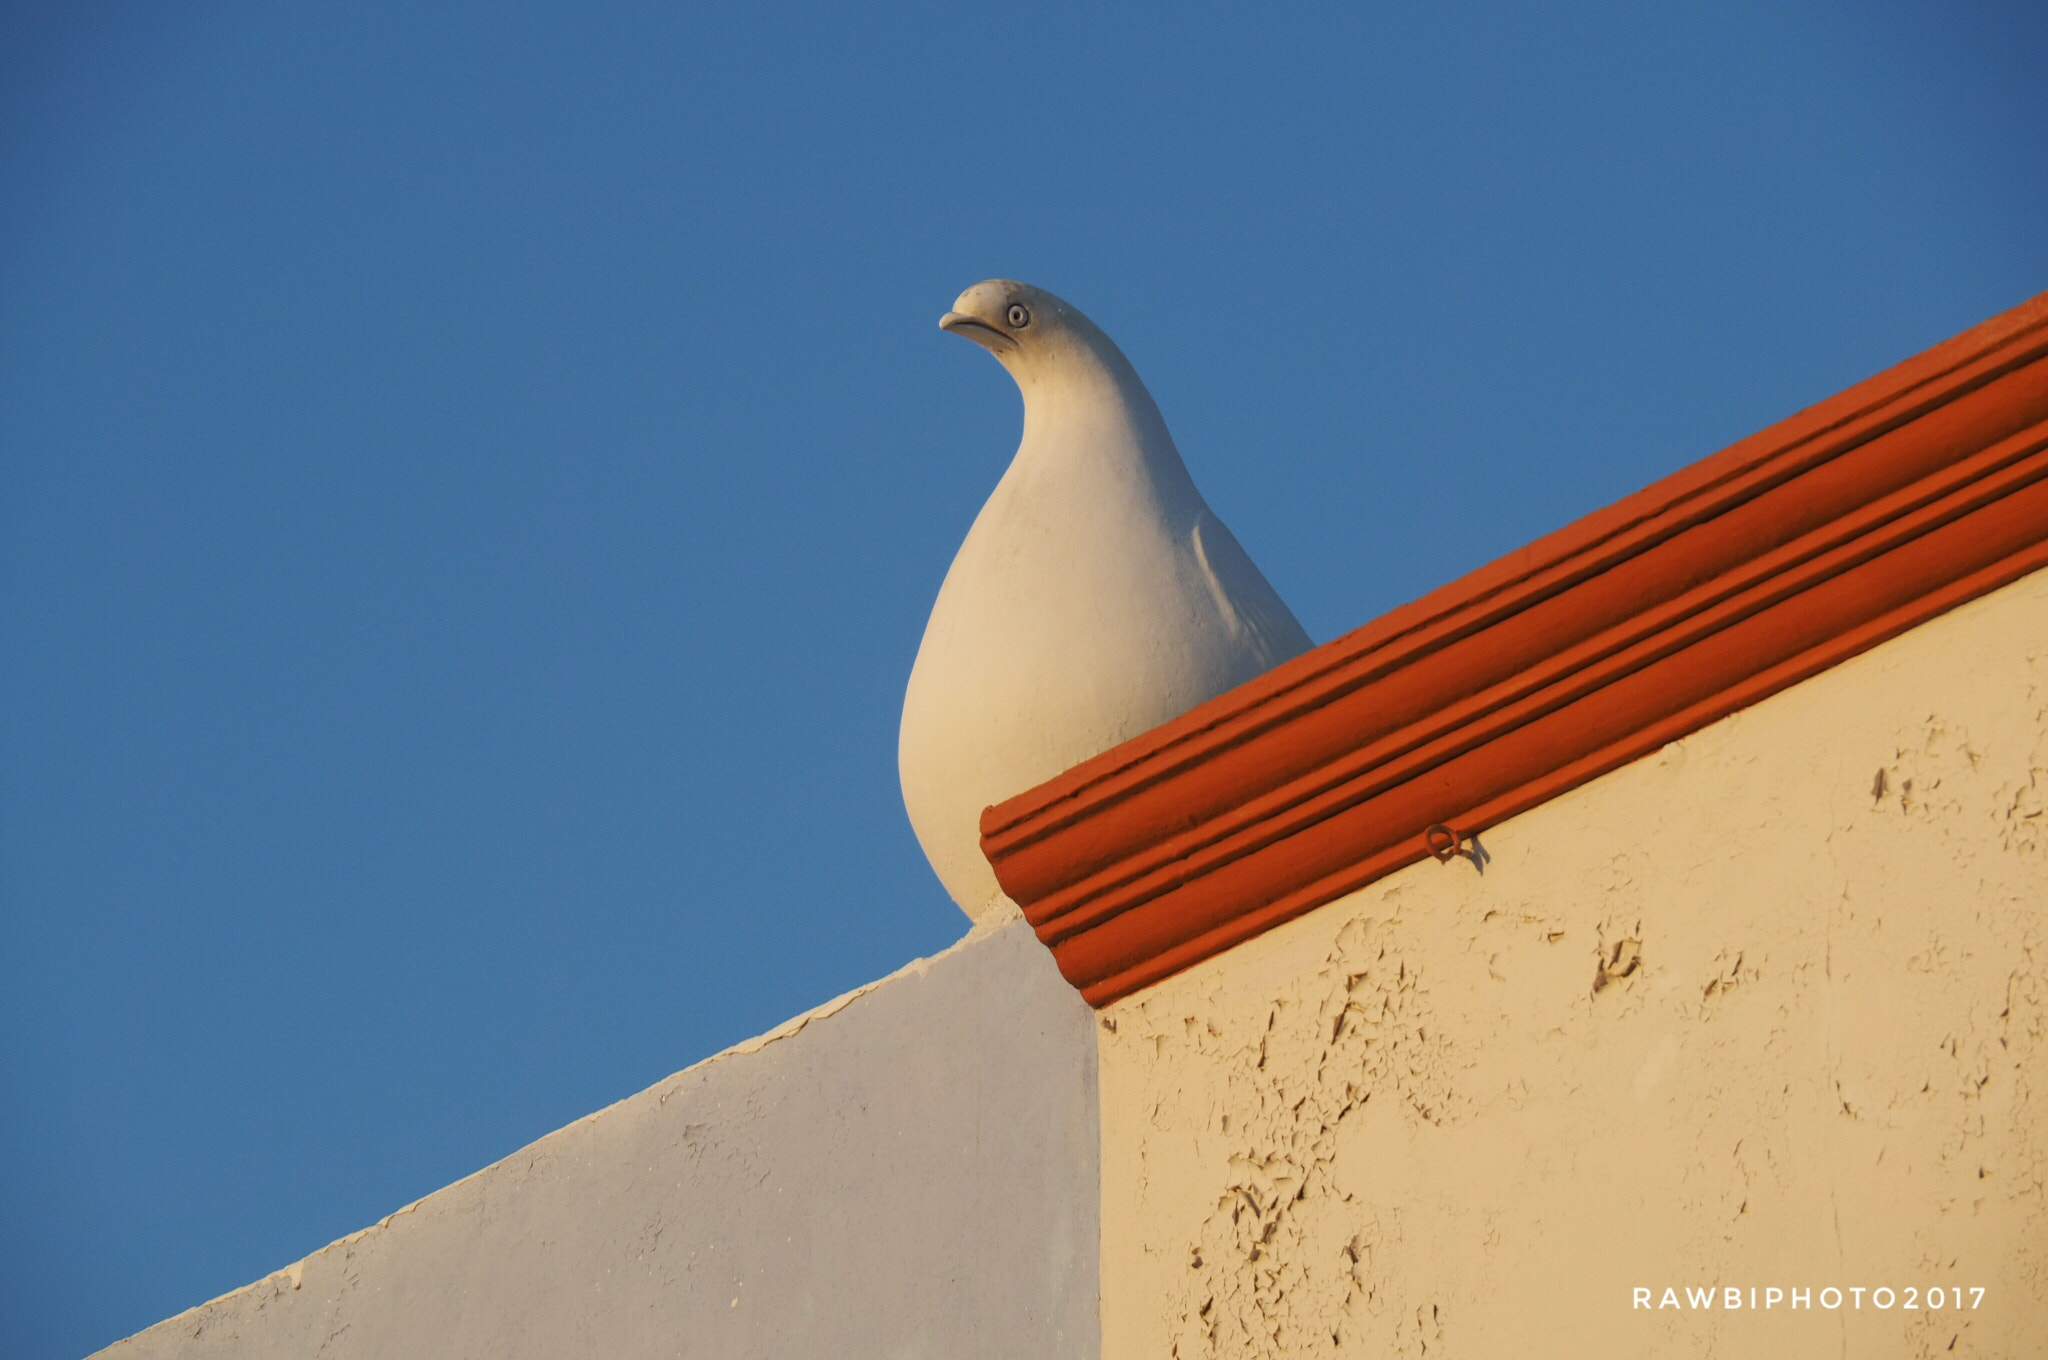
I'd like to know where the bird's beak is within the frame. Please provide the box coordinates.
[940,311,1016,353]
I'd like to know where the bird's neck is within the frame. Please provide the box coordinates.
[1011,345,1196,508]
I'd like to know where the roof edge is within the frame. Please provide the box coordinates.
[981,290,2048,1007]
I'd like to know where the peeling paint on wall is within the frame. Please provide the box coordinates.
[1099,567,2048,1360]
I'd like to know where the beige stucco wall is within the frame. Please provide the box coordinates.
[1098,566,2048,1359]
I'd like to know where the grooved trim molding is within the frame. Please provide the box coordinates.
[981,290,2048,1009]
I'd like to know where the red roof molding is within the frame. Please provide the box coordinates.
[982,291,2048,1008]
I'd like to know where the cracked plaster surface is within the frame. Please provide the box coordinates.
[1099,566,2048,1360]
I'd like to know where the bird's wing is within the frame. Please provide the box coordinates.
[1190,509,1315,667]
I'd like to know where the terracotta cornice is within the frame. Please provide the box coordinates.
[981,290,2048,1008]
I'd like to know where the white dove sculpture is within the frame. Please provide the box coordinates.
[900,280,1314,925]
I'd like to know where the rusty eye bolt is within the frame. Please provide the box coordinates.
[1424,823,1463,863]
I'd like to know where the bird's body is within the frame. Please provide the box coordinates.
[900,281,1313,925]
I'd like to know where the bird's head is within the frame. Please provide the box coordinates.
[939,278,1169,447]
[940,280,1122,387]
[939,279,1053,353]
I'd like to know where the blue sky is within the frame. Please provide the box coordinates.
[2,3,2043,1354]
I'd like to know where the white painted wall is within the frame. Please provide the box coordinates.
[99,919,1099,1360]
[1097,566,2048,1359]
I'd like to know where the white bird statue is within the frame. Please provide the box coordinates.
[900,280,1314,925]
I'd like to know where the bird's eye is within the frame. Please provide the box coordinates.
[1006,303,1031,328]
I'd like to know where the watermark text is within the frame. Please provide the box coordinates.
[1633,1285,1984,1311]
